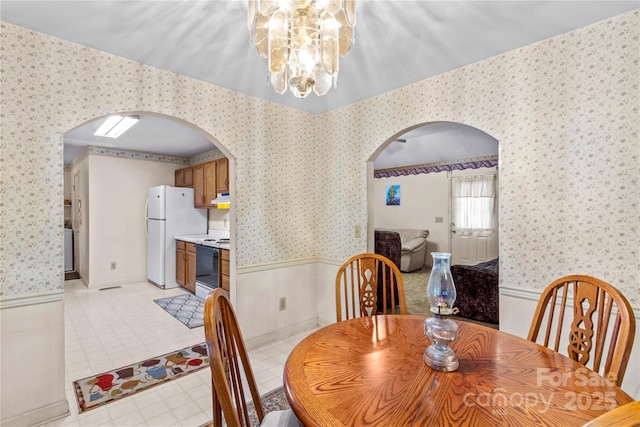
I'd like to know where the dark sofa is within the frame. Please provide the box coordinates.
[451,258,499,325]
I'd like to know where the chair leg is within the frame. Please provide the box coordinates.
[212,382,223,427]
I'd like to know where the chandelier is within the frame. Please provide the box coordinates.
[248,0,356,98]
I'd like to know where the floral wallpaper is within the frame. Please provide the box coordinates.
[317,10,639,305]
[0,21,315,297]
[1,10,638,308]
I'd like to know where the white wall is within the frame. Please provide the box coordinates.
[236,262,321,348]
[0,301,68,425]
[63,169,72,224]
[84,154,177,288]
[373,167,497,264]
[208,207,230,232]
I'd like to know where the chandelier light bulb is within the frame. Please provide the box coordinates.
[248,0,356,98]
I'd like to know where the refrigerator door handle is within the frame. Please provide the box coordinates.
[144,199,149,238]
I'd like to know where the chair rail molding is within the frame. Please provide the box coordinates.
[0,289,64,310]
[237,256,344,274]
[499,286,640,319]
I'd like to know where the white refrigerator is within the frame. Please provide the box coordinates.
[146,185,207,289]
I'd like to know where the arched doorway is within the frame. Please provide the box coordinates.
[60,112,234,421]
[367,121,499,316]
[63,112,233,288]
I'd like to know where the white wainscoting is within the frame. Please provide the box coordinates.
[235,259,340,348]
[0,299,69,426]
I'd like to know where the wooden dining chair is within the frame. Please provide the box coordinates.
[527,275,636,386]
[335,253,407,322]
[204,289,301,427]
[582,400,640,427]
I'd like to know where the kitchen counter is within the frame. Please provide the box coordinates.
[173,234,211,244]
[175,232,230,249]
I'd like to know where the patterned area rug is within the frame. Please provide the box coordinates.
[200,386,290,427]
[73,343,208,413]
[154,293,205,328]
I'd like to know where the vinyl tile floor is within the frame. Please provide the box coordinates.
[46,280,318,427]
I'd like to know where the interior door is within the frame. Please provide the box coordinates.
[450,229,497,265]
[72,171,81,274]
[449,175,499,266]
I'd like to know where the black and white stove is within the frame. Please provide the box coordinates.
[194,231,230,298]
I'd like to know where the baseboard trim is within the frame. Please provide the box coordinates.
[2,399,69,427]
[0,289,64,310]
[244,318,321,350]
[500,286,640,319]
[88,278,145,290]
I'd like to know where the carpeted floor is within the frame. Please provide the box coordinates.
[73,342,209,413]
[154,292,205,328]
[402,266,498,329]
[402,266,432,316]
[199,386,290,427]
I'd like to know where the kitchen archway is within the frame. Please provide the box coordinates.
[63,112,235,296]
[366,121,499,317]
[61,111,237,388]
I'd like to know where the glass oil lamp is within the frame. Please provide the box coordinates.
[423,252,459,372]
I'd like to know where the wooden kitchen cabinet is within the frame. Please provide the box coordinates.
[216,158,229,193]
[193,161,217,208]
[220,248,230,291]
[174,166,194,187]
[192,158,229,208]
[176,240,196,293]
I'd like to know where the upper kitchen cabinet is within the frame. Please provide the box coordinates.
[174,166,194,188]
[215,158,229,193]
[193,162,213,208]
[193,159,228,208]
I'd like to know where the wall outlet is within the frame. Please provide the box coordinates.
[354,224,361,238]
[435,217,444,223]
[110,262,117,270]
[279,297,286,311]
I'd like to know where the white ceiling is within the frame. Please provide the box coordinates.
[373,123,498,170]
[2,1,635,164]
[63,115,217,165]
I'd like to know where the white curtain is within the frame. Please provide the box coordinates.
[452,175,497,233]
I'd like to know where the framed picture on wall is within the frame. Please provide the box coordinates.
[386,185,400,205]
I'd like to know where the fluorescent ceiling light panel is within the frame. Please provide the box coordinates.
[94,115,139,138]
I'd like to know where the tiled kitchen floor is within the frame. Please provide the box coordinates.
[47,279,317,427]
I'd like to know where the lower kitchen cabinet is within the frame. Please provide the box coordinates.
[176,240,196,293]
[220,248,230,291]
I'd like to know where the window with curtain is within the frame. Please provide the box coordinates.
[451,175,497,233]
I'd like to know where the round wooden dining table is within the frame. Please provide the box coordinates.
[283,315,634,426]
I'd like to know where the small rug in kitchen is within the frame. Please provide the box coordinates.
[154,292,205,328]
[73,342,209,413]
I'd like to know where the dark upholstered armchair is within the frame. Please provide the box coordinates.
[451,258,499,325]
[373,230,402,312]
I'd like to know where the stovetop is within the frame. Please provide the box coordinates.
[174,230,230,248]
